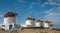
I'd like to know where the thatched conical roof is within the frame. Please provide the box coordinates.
[4,11,17,18]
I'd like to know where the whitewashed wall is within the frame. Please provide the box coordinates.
[44,23,50,28]
[26,20,35,27]
[36,22,42,27]
[4,17,15,30]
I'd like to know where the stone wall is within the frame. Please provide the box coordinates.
[0,27,60,33]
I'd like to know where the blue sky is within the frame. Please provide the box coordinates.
[0,0,60,28]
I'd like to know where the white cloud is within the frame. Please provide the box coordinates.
[44,13,60,27]
[45,8,54,14]
[44,6,60,27]
[41,0,60,28]
[0,14,3,18]
[47,13,53,16]
[43,0,60,27]
[42,0,60,7]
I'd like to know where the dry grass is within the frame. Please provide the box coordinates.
[0,28,60,33]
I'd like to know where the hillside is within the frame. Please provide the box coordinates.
[0,27,60,33]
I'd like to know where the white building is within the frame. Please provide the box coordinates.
[44,20,52,28]
[0,11,54,30]
[3,11,17,30]
[25,16,35,27]
[36,19,43,27]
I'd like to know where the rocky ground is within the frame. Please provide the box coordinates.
[0,27,60,33]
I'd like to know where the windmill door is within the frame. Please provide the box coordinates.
[9,25,13,30]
